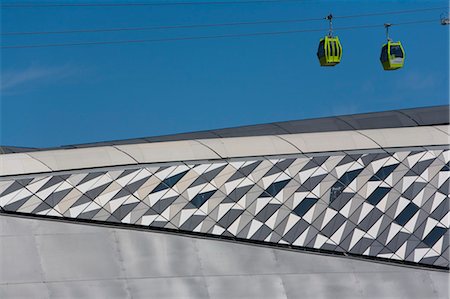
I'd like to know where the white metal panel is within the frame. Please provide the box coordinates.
[27,147,137,173]
[434,125,450,136]
[280,130,379,153]
[115,140,220,163]
[0,126,448,177]
[361,126,449,148]
[197,135,299,158]
[0,153,51,176]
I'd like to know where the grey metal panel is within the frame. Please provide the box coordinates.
[275,116,353,134]
[0,146,38,154]
[0,235,44,284]
[338,111,416,130]
[68,132,220,149]
[46,280,130,299]
[0,283,49,299]
[281,273,363,299]
[272,248,409,274]
[32,217,110,235]
[281,271,450,299]
[400,105,450,126]
[355,271,447,299]
[195,237,279,275]
[1,215,448,299]
[212,123,289,137]
[70,138,149,148]
[127,277,210,299]
[145,131,221,142]
[205,275,288,299]
[428,270,450,298]
[0,213,39,236]
[35,232,124,281]
[114,229,204,278]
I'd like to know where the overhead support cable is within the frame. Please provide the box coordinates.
[1,19,439,50]
[1,17,324,36]
[334,7,448,19]
[1,7,447,36]
[1,0,306,8]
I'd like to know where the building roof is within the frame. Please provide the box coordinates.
[1,105,448,154]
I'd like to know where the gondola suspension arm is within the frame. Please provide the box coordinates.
[384,23,392,41]
[326,14,333,37]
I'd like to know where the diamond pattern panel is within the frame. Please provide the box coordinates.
[0,147,448,268]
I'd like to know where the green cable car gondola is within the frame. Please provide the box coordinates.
[380,24,405,71]
[317,36,342,66]
[317,14,342,67]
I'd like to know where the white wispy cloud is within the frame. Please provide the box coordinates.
[1,64,82,94]
[397,71,441,91]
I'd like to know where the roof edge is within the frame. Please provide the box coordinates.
[1,105,448,153]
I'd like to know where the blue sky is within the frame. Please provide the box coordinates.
[1,0,449,147]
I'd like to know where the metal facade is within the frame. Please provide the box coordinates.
[1,146,448,269]
[1,216,448,299]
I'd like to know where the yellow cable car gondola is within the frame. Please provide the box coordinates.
[380,23,405,71]
[317,14,342,67]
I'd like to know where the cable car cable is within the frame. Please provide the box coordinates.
[1,17,325,36]
[1,19,439,50]
[1,2,447,10]
[1,0,307,8]
[334,7,448,19]
[2,6,447,36]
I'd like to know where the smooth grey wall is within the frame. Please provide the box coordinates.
[0,215,448,299]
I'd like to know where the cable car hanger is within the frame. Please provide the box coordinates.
[379,23,405,71]
[384,23,392,41]
[327,14,333,37]
[317,14,343,67]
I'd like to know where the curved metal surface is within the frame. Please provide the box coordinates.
[1,105,447,153]
[0,215,448,299]
[0,153,52,176]
[0,125,448,177]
